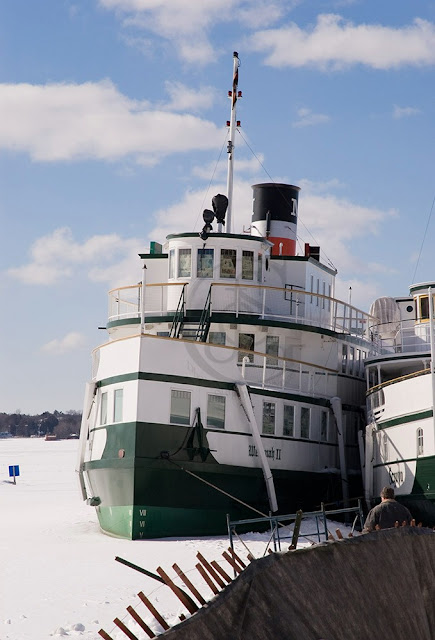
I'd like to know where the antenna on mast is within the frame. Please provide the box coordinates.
[223,51,241,234]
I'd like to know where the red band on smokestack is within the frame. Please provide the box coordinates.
[269,237,296,256]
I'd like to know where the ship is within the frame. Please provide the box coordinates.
[77,53,380,539]
[364,284,435,524]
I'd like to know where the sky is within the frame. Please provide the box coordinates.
[1,0,435,413]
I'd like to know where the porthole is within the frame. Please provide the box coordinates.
[406,305,413,313]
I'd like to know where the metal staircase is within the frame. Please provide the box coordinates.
[170,286,212,342]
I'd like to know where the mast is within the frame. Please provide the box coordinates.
[225,51,240,234]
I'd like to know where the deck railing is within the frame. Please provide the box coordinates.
[108,282,377,342]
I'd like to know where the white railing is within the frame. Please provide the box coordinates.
[238,351,337,396]
[108,283,186,322]
[210,283,376,340]
[107,281,377,343]
[372,319,433,354]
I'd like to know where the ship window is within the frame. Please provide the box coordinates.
[301,407,310,439]
[169,249,175,279]
[242,251,254,280]
[418,295,435,321]
[417,428,424,456]
[328,284,331,311]
[220,249,236,278]
[170,390,191,425]
[316,279,320,306]
[283,405,294,437]
[266,335,279,365]
[342,345,348,374]
[382,432,388,461]
[258,254,263,282]
[207,395,225,429]
[209,332,226,345]
[100,392,108,425]
[197,248,214,278]
[262,402,275,435]
[322,281,326,309]
[238,333,255,362]
[349,347,355,375]
[320,411,328,442]
[310,275,314,303]
[178,248,191,278]
[113,389,123,423]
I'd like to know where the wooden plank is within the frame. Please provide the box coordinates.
[137,592,169,631]
[227,547,246,568]
[172,563,207,605]
[196,563,220,594]
[335,528,343,540]
[127,605,156,638]
[156,567,199,614]
[98,630,115,640]
[222,551,243,574]
[113,617,139,640]
[210,560,232,584]
[196,552,226,588]
[179,614,186,621]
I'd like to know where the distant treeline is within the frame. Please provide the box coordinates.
[0,410,81,439]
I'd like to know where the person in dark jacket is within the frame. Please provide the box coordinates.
[363,487,412,532]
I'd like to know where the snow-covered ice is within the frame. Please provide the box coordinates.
[0,438,355,640]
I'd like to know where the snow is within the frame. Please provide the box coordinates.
[0,438,355,640]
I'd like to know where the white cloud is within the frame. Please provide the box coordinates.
[99,0,288,62]
[247,14,435,70]
[163,82,217,112]
[192,153,265,180]
[393,104,422,119]
[0,80,223,163]
[41,332,86,355]
[292,107,330,128]
[7,227,143,287]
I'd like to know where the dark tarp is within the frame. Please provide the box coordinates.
[162,528,435,640]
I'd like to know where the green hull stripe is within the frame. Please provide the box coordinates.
[366,353,430,366]
[377,409,432,429]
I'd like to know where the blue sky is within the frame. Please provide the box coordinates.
[1,0,435,414]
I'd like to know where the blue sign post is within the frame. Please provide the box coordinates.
[9,465,20,484]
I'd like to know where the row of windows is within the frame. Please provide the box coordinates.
[342,344,367,378]
[169,247,263,281]
[209,332,279,363]
[169,389,357,443]
[310,275,331,309]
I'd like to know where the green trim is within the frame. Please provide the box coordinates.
[166,232,265,242]
[409,283,435,294]
[365,353,430,366]
[249,387,329,407]
[139,253,168,259]
[98,371,236,390]
[373,456,420,469]
[376,409,433,429]
[107,314,175,329]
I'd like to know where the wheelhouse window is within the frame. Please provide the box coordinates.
[170,390,191,425]
[178,248,191,278]
[207,395,226,429]
[238,333,255,362]
[242,251,254,280]
[417,428,424,456]
[220,249,236,278]
[283,405,294,437]
[320,410,328,442]
[197,248,214,278]
[113,389,123,423]
[301,407,310,439]
[100,392,108,425]
[262,402,275,435]
[266,335,279,365]
[169,249,175,279]
[208,332,226,345]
